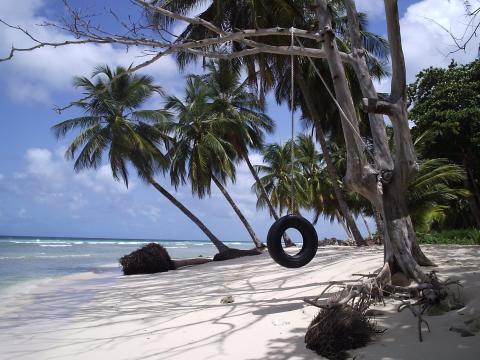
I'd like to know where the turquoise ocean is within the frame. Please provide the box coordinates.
[0,236,252,293]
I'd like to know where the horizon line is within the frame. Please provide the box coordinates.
[0,234,251,243]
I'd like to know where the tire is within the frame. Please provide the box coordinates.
[267,215,319,268]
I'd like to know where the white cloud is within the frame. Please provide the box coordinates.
[355,0,385,17]
[22,147,135,197]
[75,165,135,194]
[68,193,88,210]
[0,0,44,21]
[374,0,479,94]
[400,0,479,83]
[0,146,158,225]
[141,205,162,223]
[25,148,64,183]
[0,174,4,181]
[0,0,183,104]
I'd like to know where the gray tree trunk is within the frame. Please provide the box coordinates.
[244,155,296,247]
[173,257,212,268]
[374,208,384,244]
[316,0,434,282]
[296,71,366,246]
[211,175,265,248]
[148,177,230,253]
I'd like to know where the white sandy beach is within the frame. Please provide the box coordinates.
[0,245,479,360]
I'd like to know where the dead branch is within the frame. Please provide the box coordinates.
[425,2,480,55]
[304,263,391,311]
[0,20,343,64]
[398,299,431,342]
[1,0,358,67]
[304,264,464,344]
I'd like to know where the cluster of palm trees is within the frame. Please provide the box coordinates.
[53,62,287,258]
[53,59,469,258]
[255,135,354,234]
[51,1,470,257]
[255,134,470,237]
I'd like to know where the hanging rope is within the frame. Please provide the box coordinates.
[290,26,296,213]
[293,35,376,164]
[293,35,385,195]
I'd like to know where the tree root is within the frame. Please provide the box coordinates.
[304,263,391,312]
[395,272,462,341]
[305,306,377,360]
[398,299,431,342]
[303,264,463,355]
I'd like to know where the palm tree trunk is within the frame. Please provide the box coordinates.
[147,177,230,253]
[336,209,353,241]
[173,258,212,268]
[211,175,265,248]
[244,155,296,247]
[296,72,366,246]
[360,213,373,239]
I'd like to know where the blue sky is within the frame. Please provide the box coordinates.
[0,0,478,241]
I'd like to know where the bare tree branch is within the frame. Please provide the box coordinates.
[1,1,357,67]
[362,98,397,115]
[132,0,227,36]
[426,12,480,55]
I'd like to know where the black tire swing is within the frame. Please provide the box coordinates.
[266,27,318,269]
[267,215,318,268]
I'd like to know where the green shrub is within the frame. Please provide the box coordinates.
[416,229,480,245]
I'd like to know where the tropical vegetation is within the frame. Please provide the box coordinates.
[54,56,479,259]
[165,69,266,248]
[52,65,257,259]
[409,60,480,229]
[417,229,480,245]
[50,3,480,263]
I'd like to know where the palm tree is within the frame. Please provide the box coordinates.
[407,158,469,232]
[147,0,393,246]
[200,60,296,246]
[165,75,265,248]
[295,135,338,221]
[52,65,236,256]
[254,141,308,216]
[291,134,361,241]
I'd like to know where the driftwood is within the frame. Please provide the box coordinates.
[304,264,463,358]
[305,264,391,311]
[119,243,212,275]
[213,248,263,261]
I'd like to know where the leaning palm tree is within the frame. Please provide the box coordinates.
[200,61,295,246]
[53,65,246,258]
[165,75,264,248]
[149,0,391,247]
